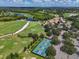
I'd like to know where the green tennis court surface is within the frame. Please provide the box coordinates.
[33,38,51,57]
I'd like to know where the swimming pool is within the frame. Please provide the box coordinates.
[33,38,51,57]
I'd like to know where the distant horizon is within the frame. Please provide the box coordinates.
[0,6,79,8]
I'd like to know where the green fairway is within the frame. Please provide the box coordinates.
[63,13,70,18]
[18,22,45,36]
[0,21,44,59]
[0,37,33,59]
[20,13,33,17]
[0,21,26,36]
[21,52,43,59]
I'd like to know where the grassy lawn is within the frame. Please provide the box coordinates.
[0,21,26,36]
[21,13,33,17]
[63,13,69,17]
[0,36,33,59]
[0,21,44,59]
[19,21,44,35]
[20,52,43,59]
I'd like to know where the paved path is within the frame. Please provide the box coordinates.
[14,21,30,34]
[0,21,30,39]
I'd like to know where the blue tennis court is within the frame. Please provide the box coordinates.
[33,38,51,57]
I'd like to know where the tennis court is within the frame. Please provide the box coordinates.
[33,38,51,57]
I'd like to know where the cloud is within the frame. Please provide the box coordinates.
[43,0,52,2]
[76,0,79,2]
[8,0,23,3]
[7,0,79,4]
[32,0,53,3]
[7,0,29,3]
[32,0,43,2]
[0,0,78,7]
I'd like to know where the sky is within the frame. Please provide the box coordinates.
[0,0,79,7]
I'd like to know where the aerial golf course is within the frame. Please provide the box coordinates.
[0,8,78,59]
[0,9,67,59]
[0,20,44,59]
[0,9,49,59]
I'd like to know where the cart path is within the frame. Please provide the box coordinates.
[0,21,30,39]
[14,21,30,34]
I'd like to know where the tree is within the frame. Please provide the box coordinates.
[46,46,56,56]
[28,33,33,37]
[61,36,77,59]
[63,38,74,46]
[45,46,56,59]
[62,25,69,31]
[63,32,71,39]
[32,34,39,40]
[46,31,52,36]
[51,36,60,45]
[39,33,45,38]
[23,47,27,52]
[60,43,76,59]
[52,28,60,36]
[45,55,55,59]
[72,21,79,29]
[65,16,76,21]
[6,53,21,59]
[60,45,76,55]
[44,24,51,32]
[44,24,49,29]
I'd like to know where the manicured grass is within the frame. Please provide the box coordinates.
[21,13,33,17]
[63,13,70,18]
[0,36,33,59]
[0,21,26,36]
[0,21,44,59]
[19,21,45,35]
[21,52,43,59]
